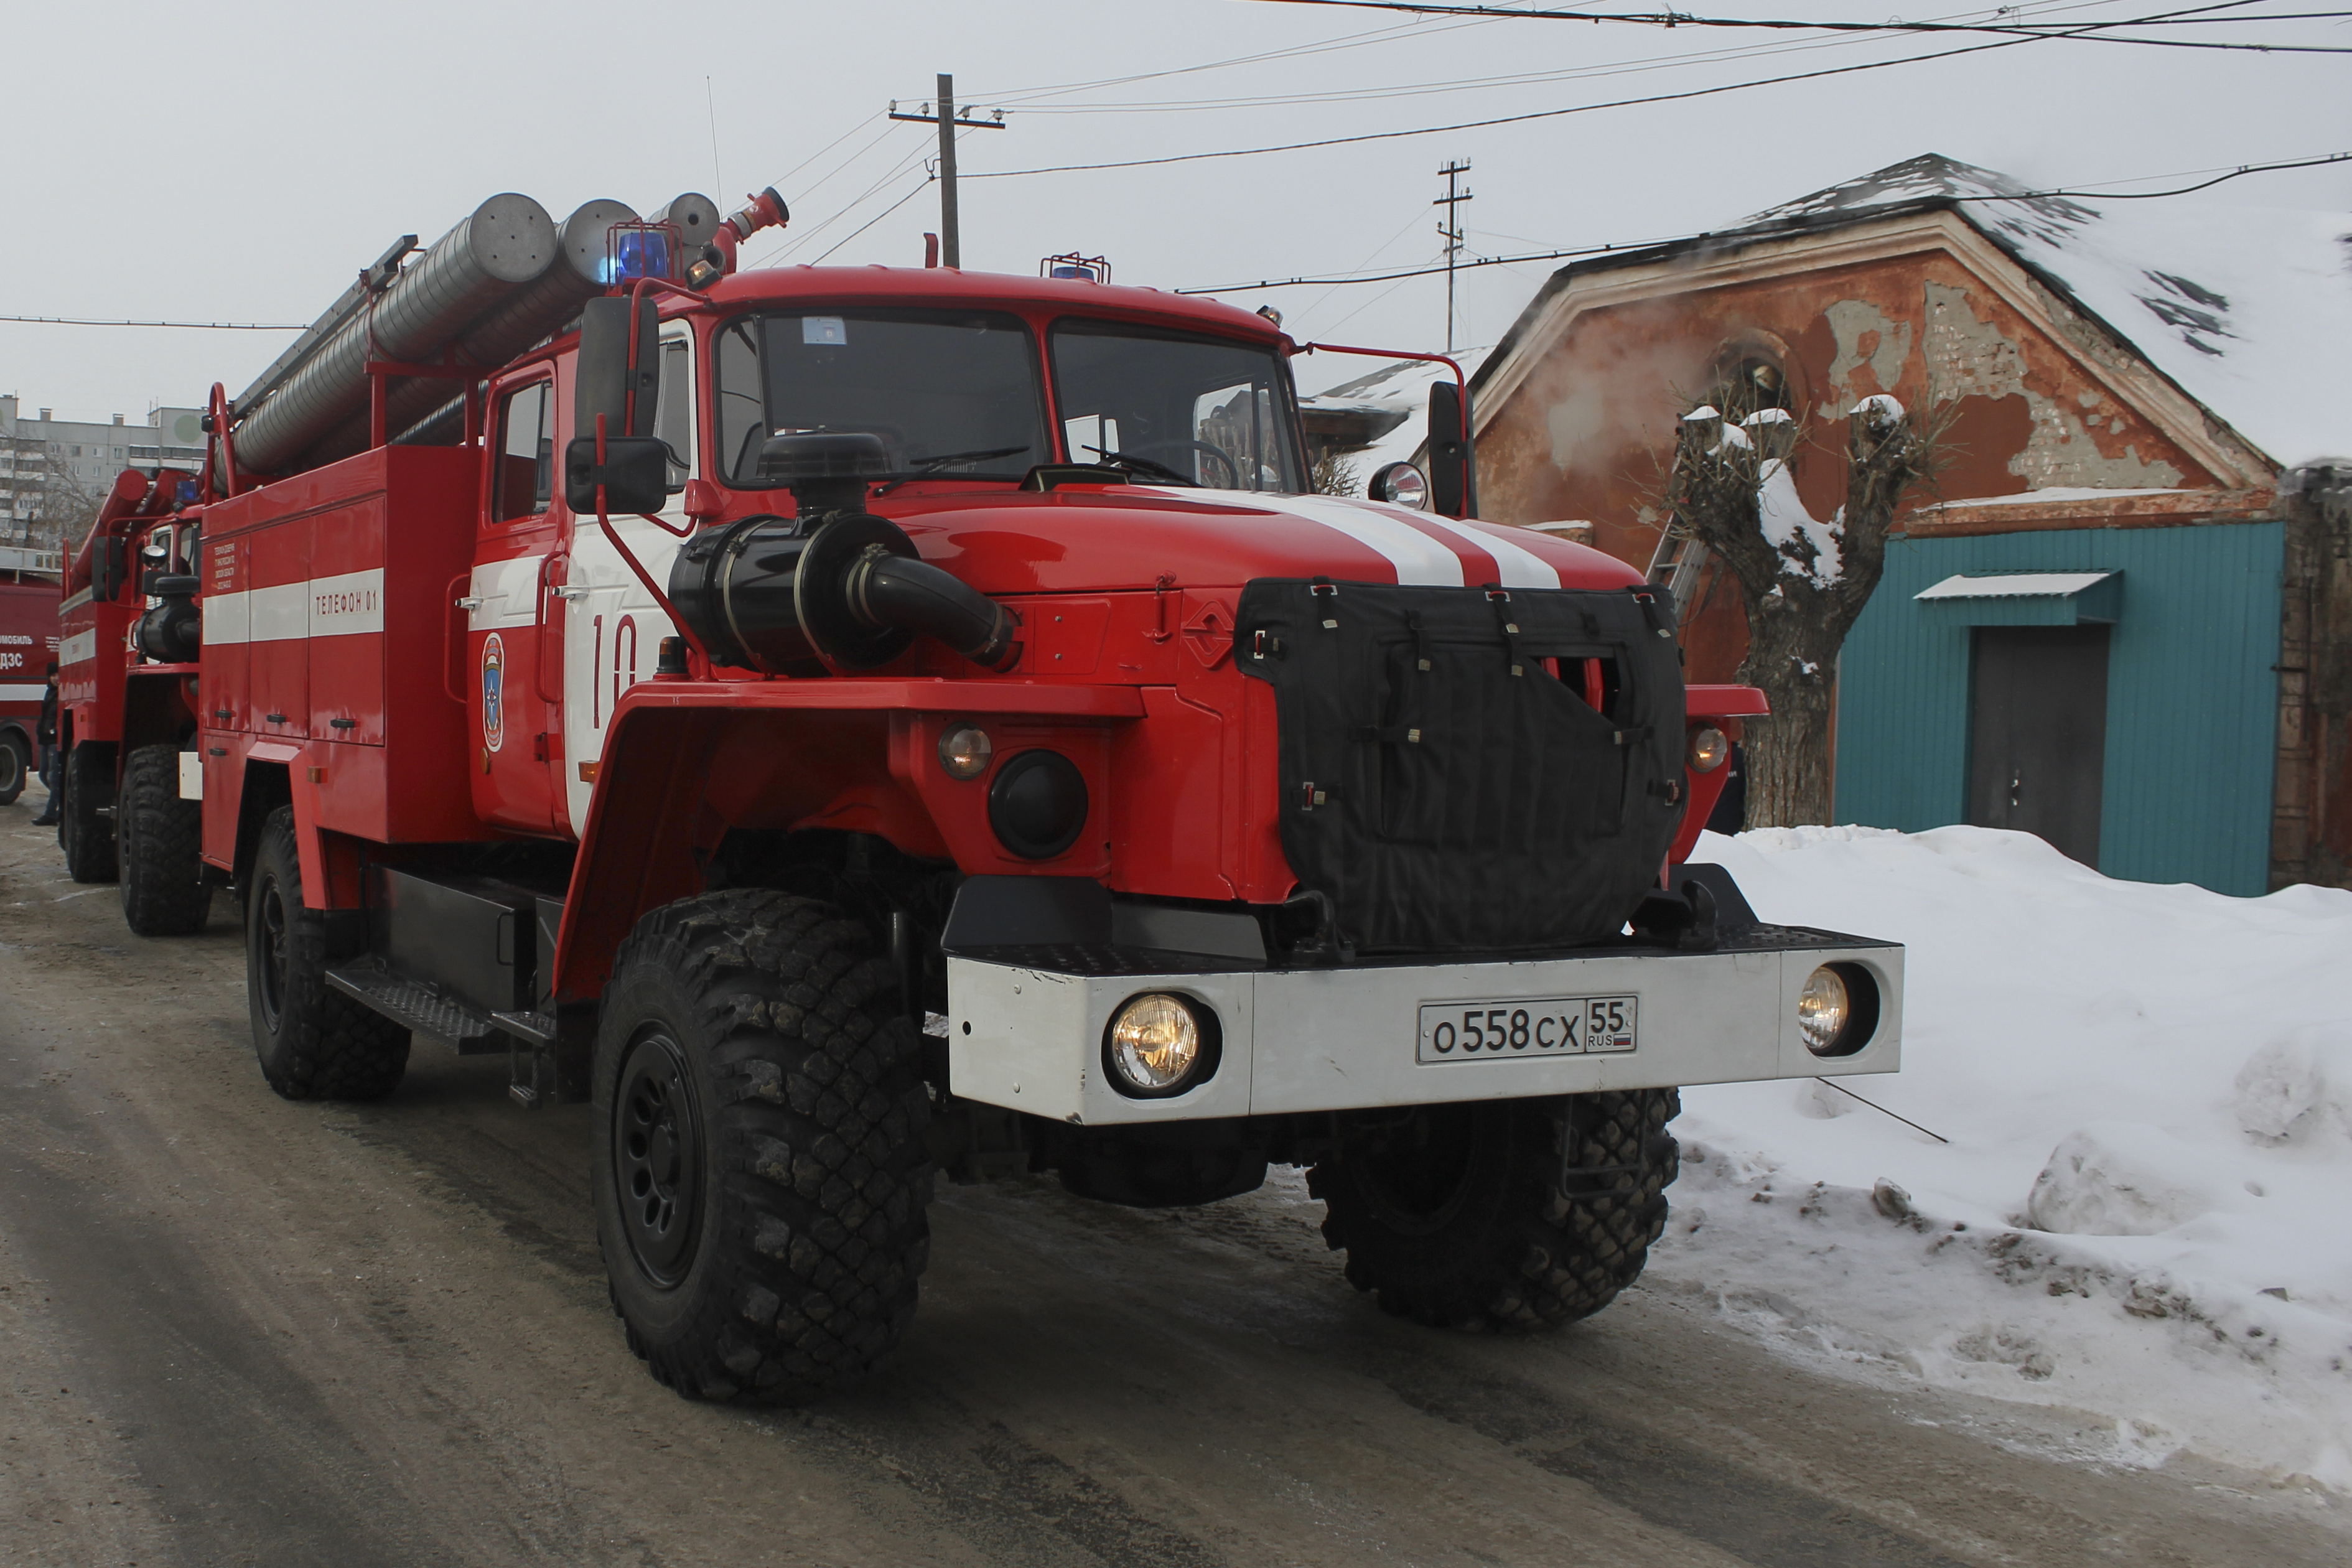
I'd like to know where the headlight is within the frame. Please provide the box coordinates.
[1797,966,1848,1053]
[988,749,1088,859]
[1104,992,1220,1097]
[1368,461,1429,511]
[938,723,992,780]
[1688,725,1729,772]
[1798,963,1880,1057]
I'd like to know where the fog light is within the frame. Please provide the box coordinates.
[1798,965,1850,1055]
[1688,725,1729,772]
[1105,992,1220,1096]
[939,723,992,780]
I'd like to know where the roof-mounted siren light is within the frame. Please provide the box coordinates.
[606,219,682,284]
[1043,253,1109,284]
[693,187,789,288]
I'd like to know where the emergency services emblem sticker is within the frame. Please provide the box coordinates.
[482,633,506,753]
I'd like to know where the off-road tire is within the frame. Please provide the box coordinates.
[246,806,409,1099]
[118,745,210,936]
[594,889,933,1404]
[0,732,27,805]
[60,743,118,883]
[1310,1089,1680,1331]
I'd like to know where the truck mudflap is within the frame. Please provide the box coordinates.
[941,874,1900,1126]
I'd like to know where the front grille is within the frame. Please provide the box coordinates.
[1236,577,1686,954]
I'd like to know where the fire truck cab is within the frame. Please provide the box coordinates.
[63,190,1902,1404]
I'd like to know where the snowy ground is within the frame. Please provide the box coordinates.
[1648,825,2352,1492]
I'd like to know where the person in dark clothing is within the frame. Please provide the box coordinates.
[30,660,59,826]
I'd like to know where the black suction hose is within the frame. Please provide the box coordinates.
[841,546,1021,670]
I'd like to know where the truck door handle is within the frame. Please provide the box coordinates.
[444,573,472,704]
[535,553,568,704]
[551,585,591,601]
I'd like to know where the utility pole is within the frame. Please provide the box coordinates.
[887,74,1006,270]
[1434,159,1473,353]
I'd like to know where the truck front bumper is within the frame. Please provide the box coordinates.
[945,924,1902,1126]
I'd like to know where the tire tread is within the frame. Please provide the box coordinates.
[599,889,931,1404]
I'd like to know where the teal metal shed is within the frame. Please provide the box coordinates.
[1835,522,2285,895]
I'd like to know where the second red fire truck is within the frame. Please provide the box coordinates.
[55,187,1902,1402]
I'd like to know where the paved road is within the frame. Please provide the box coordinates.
[4,786,2346,1567]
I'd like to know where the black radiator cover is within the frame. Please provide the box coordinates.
[1236,577,1687,954]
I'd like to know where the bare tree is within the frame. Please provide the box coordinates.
[29,457,105,558]
[1311,448,1361,497]
[1663,396,1934,828]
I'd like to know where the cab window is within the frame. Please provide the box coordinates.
[656,337,693,492]
[492,380,553,521]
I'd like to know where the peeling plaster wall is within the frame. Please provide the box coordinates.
[1477,247,2229,684]
[1922,280,2185,491]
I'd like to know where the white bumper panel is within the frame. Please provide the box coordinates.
[946,938,1902,1125]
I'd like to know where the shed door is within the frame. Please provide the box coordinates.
[1967,625,2109,866]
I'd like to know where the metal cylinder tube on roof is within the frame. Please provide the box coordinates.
[230,194,556,474]
[312,199,645,468]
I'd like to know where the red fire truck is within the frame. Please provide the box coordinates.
[57,186,1901,1402]
[1,545,61,805]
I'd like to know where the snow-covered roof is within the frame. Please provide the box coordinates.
[1299,347,1489,476]
[1740,155,2351,470]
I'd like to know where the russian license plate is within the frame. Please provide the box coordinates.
[1417,996,1638,1064]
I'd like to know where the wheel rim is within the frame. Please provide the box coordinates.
[1350,1104,1481,1238]
[613,1029,704,1287]
[0,744,20,793]
[255,874,289,1030]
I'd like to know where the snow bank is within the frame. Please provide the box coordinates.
[1651,825,2352,1490]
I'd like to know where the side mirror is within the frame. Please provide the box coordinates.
[574,295,660,444]
[1427,380,1478,519]
[564,436,670,516]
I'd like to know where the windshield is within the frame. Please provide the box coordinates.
[1050,319,1305,493]
[714,309,1049,487]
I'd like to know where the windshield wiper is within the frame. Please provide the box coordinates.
[1084,446,1197,487]
[873,445,1032,495]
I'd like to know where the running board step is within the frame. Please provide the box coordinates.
[490,1009,558,1045]
[325,958,506,1055]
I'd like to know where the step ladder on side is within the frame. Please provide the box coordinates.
[1646,516,1709,617]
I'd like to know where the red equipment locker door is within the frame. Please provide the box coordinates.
[248,518,310,739]
[309,497,386,745]
[200,533,250,734]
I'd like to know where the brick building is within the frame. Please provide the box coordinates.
[1465,156,2350,893]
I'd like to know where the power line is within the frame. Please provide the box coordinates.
[963,14,1490,104]
[1253,0,2352,51]
[980,1,2119,119]
[1953,147,2352,198]
[810,178,938,264]
[1177,149,2352,294]
[967,4,2275,180]
[0,315,304,330]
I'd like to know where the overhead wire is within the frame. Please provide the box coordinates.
[952,0,2122,116]
[968,2,2304,180]
[0,315,306,331]
[810,179,938,264]
[1178,149,2352,294]
[1251,0,2352,50]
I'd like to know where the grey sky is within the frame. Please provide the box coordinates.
[3,0,2343,419]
